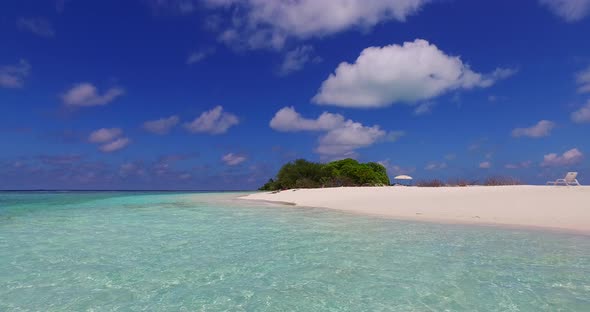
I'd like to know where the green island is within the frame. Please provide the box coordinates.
[259,158,390,191]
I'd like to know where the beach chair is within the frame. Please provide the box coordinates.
[546,172,581,186]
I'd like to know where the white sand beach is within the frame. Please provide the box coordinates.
[241,186,590,234]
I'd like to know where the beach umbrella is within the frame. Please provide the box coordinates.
[393,175,413,186]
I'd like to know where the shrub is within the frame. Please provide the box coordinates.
[416,179,445,187]
[483,176,522,186]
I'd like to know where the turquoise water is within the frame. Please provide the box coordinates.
[1,192,589,311]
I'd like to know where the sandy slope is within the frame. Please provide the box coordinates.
[240,186,590,234]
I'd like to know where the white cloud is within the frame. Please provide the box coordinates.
[184,106,239,134]
[279,45,320,75]
[204,0,430,50]
[316,121,386,157]
[505,161,532,169]
[270,106,345,132]
[539,0,590,22]
[312,39,514,108]
[571,100,590,123]
[88,128,123,143]
[187,47,215,64]
[89,128,130,153]
[100,137,131,153]
[425,161,447,170]
[270,106,395,157]
[479,161,492,169]
[222,153,247,166]
[119,162,145,177]
[143,116,180,134]
[17,18,55,38]
[576,66,590,93]
[61,83,125,107]
[0,60,31,88]
[445,153,457,160]
[542,148,583,167]
[511,120,556,138]
[413,102,435,115]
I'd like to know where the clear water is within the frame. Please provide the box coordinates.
[1,192,589,311]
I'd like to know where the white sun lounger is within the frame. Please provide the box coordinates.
[546,172,581,186]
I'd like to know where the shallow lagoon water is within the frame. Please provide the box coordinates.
[1,191,589,311]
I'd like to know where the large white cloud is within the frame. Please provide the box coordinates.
[143,115,180,134]
[571,100,590,123]
[270,106,399,158]
[204,0,430,50]
[539,0,590,22]
[184,105,239,134]
[61,83,124,107]
[0,60,30,88]
[541,148,583,167]
[511,120,555,138]
[312,39,515,108]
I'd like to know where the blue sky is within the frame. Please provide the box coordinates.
[1,0,590,190]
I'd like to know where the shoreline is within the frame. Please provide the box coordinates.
[239,185,590,235]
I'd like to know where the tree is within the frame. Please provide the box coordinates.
[259,158,390,190]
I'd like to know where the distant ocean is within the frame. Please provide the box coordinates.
[1,191,589,311]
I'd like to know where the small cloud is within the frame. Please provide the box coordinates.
[511,120,555,138]
[61,83,124,107]
[99,137,130,153]
[425,162,447,170]
[479,161,492,169]
[0,60,31,88]
[17,17,55,38]
[178,173,192,180]
[270,106,398,158]
[571,100,590,123]
[539,0,590,22]
[143,115,180,135]
[88,128,123,143]
[187,47,215,64]
[88,128,130,153]
[148,0,198,15]
[279,45,320,75]
[413,102,435,115]
[505,161,532,169]
[222,153,247,166]
[270,106,345,132]
[385,131,406,142]
[184,106,239,134]
[576,65,590,93]
[38,154,83,165]
[445,153,457,160]
[541,148,583,167]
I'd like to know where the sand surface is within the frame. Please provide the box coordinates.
[240,186,590,234]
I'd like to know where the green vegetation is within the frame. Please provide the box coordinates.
[259,158,390,191]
